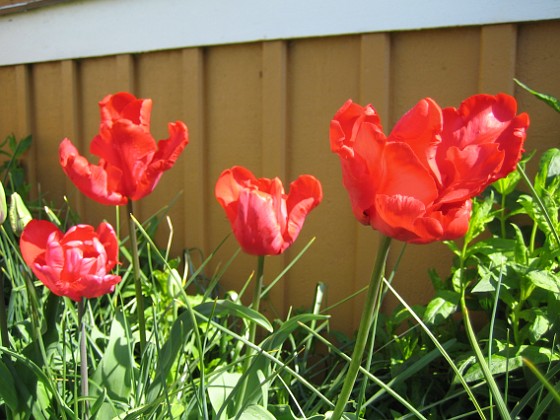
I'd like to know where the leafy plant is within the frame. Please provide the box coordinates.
[0,84,558,420]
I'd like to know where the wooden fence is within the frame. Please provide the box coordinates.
[0,20,559,332]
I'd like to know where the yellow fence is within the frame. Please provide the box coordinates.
[0,21,559,332]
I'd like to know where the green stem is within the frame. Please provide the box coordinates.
[78,299,89,419]
[237,255,265,413]
[250,255,265,336]
[511,300,523,346]
[461,289,510,419]
[0,271,9,349]
[357,242,408,415]
[331,235,392,419]
[529,223,537,254]
[0,230,11,350]
[518,164,560,246]
[128,201,146,355]
[500,191,507,239]
[355,286,383,418]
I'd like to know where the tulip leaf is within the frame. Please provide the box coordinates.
[526,270,560,294]
[91,310,134,418]
[529,310,551,343]
[196,300,273,333]
[511,224,528,265]
[147,309,194,402]
[11,134,32,159]
[148,299,276,402]
[535,147,560,194]
[423,290,459,324]
[494,166,522,196]
[0,359,19,412]
[464,193,495,247]
[207,370,242,418]
[515,79,560,113]
[464,345,560,383]
[239,404,277,420]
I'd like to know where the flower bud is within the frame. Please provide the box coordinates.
[9,192,32,235]
[0,182,7,225]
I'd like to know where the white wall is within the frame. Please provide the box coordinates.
[0,0,559,66]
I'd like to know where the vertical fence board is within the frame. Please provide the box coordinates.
[516,21,560,171]
[135,50,186,253]
[391,27,480,114]
[0,67,16,137]
[31,62,67,206]
[1,21,558,332]
[14,65,35,192]
[382,27,482,314]
[478,24,517,93]
[60,60,83,216]
[261,40,288,317]
[353,33,392,328]
[181,48,208,257]
[287,35,361,331]
[77,56,122,226]
[205,43,264,298]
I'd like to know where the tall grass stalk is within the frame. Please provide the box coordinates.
[383,278,487,419]
[460,289,510,419]
[487,260,505,418]
[518,164,560,246]
[298,321,427,418]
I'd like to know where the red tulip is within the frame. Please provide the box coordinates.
[59,92,189,206]
[330,93,529,244]
[20,220,121,301]
[215,166,323,255]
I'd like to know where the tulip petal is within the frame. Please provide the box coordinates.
[438,200,472,240]
[60,92,188,206]
[330,100,382,158]
[215,166,257,224]
[69,274,121,301]
[20,219,121,302]
[215,166,322,255]
[380,142,438,206]
[44,236,65,275]
[97,222,120,270]
[99,92,151,128]
[337,122,386,224]
[285,175,323,243]
[437,143,505,203]
[151,122,190,171]
[331,94,528,244]
[138,121,189,200]
[235,189,285,255]
[389,98,443,182]
[439,93,528,188]
[59,138,128,205]
[20,220,61,284]
[372,194,431,242]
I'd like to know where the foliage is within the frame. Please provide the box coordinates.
[0,82,557,419]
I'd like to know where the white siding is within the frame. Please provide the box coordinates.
[0,0,559,66]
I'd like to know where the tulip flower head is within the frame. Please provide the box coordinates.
[20,220,121,301]
[215,166,323,256]
[59,92,189,206]
[330,93,529,244]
